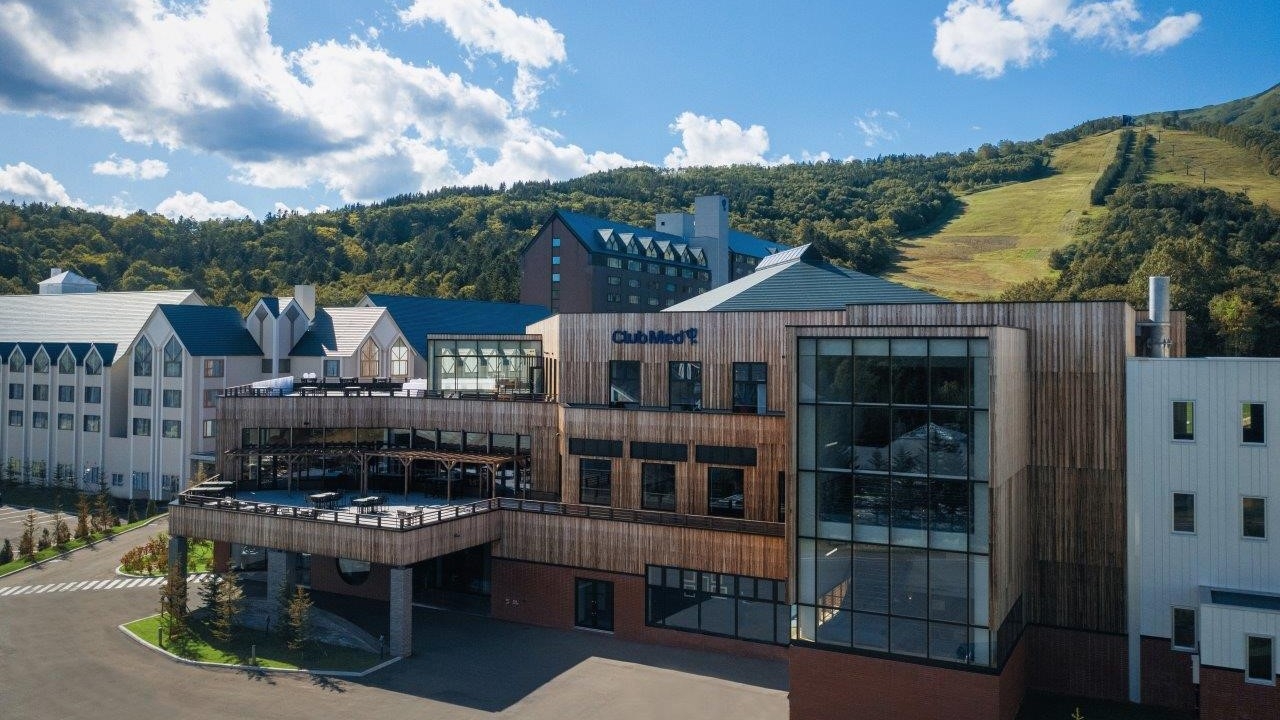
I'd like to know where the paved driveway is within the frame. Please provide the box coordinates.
[0,520,788,720]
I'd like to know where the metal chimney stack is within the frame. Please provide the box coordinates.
[1148,276,1171,358]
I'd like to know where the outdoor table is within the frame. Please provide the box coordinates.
[309,491,341,509]
[351,495,385,513]
[300,385,323,396]
[204,480,235,497]
[343,385,365,397]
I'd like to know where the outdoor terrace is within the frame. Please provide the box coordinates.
[221,376,552,402]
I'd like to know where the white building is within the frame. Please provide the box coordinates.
[1127,356,1280,714]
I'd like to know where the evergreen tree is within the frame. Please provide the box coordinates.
[94,482,116,534]
[158,561,190,647]
[145,498,158,518]
[198,572,223,613]
[0,538,12,564]
[51,510,71,548]
[211,569,244,644]
[127,502,138,524]
[37,527,51,551]
[74,494,91,540]
[18,510,36,562]
[284,585,313,652]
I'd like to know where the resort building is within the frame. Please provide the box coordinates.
[518,195,789,314]
[163,248,1208,720]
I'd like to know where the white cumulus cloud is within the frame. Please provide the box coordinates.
[91,155,169,179]
[855,109,905,147]
[0,161,74,205]
[664,112,772,168]
[399,0,565,112]
[0,1,632,203]
[933,0,1201,78]
[156,191,253,221]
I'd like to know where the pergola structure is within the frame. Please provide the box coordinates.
[225,444,528,500]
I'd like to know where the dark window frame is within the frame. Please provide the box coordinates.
[641,463,677,511]
[1243,403,1266,445]
[1172,400,1194,441]
[1243,496,1267,539]
[732,362,768,414]
[609,360,640,406]
[579,458,612,506]
[708,467,745,518]
[668,361,702,411]
[1172,492,1195,534]
[1247,635,1275,684]
[575,578,614,632]
[1172,607,1196,651]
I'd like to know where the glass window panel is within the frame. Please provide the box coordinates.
[891,475,928,547]
[1244,497,1266,539]
[1173,401,1194,441]
[816,354,853,403]
[969,339,989,357]
[891,352,928,406]
[929,409,970,478]
[889,408,930,474]
[818,339,852,356]
[930,339,969,357]
[700,594,735,636]
[815,608,851,647]
[1172,607,1196,650]
[890,617,927,656]
[798,539,815,605]
[852,612,889,651]
[850,544,889,613]
[929,551,969,623]
[890,547,928,618]
[930,353,969,407]
[1247,636,1273,682]
[970,555,990,626]
[798,345,816,403]
[1243,403,1265,444]
[708,467,744,518]
[816,540,851,609]
[647,566,663,586]
[797,405,815,470]
[852,355,890,404]
[1173,493,1195,533]
[641,463,676,511]
[971,357,990,409]
[970,410,989,481]
[852,407,890,472]
[970,627,992,666]
[798,471,816,537]
[852,474,889,543]
[854,338,890,357]
[930,622,972,663]
[970,483,990,554]
[797,604,816,642]
[579,458,611,506]
[669,361,702,410]
[737,597,776,642]
[816,405,852,469]
[816,473,852,539]
[930,479,970,550]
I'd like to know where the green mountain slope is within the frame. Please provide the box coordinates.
[1140,83,1280,132]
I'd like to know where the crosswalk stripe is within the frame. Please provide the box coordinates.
[0,586,16,595]
[0,570,225,598]
[32,585,52,594]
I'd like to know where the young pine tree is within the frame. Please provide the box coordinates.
[211,569,245,644]
[159,561,190,646]
[94,485,116,535]
[18,510,37,562]
[52,510,71,548]
[285,585,313,653]
[37,527,51,551]
[0,538,13,564]
[74,494,91,540]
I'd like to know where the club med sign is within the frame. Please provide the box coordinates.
[611,328,699,345]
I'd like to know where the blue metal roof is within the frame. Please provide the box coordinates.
[553,209,788,260]
[727,229,789,258]
[158,305,263,356]
[364,295,551,358]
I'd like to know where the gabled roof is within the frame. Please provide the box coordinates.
[363,295,552,358]
[664,244,945,312]
[157,305,263,356]
[37,269,99,290]
[0,289,200,349]
[726,229,789,258]
[291,307,387,357]
[552,209,687,254]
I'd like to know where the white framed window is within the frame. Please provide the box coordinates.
[203,358,224,378]
[163,337,183,377]
[33,347,49,374]
[323,359,340,377]
[1247,635,1275,685]
[1172,400,1194,441]
[133,337,152,376]
[1172,492,1195,533]
[84,349,102,375]
[203,419,217,438]
[1242,403,1266,444]
[58,349,75,374]
[359,339,380,377]
[390,339,409,377]
[1171,607,1196,651]
[8,348,25,372]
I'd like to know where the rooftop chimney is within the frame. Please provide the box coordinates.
[50,267,62,278]
[294,284,316,320]
[1147,276,1171,358]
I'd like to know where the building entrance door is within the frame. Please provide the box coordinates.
[574,578,614,631]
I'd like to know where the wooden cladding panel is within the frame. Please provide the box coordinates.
[989,326,1031,630]
[544,311,843,409]
[170,504,502,566]
[844,302,1132,633]
[496,511,787,579]
[560,406,787,522]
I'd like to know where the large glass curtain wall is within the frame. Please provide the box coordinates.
[430,340,542,393]
[795,337,993,667]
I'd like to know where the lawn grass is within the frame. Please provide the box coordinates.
[124,614,384,673]
[0,515,160,576]
[888,125,1280,300]
[1016,692,1194,720]
[121,537,215,576]
[889,131,1120,300]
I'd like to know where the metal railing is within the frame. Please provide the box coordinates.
[221,381,551,403]
[174,489,784,537]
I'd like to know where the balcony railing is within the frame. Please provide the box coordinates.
[222,380,551,402]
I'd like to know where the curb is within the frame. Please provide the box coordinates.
[0,514,167,580]
[117,620,403,678]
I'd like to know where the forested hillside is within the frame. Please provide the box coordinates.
[0,145,1048,308]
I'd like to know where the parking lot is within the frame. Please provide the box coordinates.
[0,502,76,550]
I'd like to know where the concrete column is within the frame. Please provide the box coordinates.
[167,535,188,575]
[267,549,298,618]
[389,566,413,657]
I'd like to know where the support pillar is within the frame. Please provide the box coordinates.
[167,535,188,575]
[267,549,298,617]
[389,565,413,657]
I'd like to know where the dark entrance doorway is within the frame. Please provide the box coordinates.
[574,578,614,631]
[414,543,491,613]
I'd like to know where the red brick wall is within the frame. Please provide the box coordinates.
[1200,665,1280,720]
[1139,636,1198,713]
[308,555,390,601]
[491,558,786,661]
[1027,624,1128,701]
[789,637,1027,720]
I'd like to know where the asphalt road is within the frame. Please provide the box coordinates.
[0,518,788,720]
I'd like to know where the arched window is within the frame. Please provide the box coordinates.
[390,340,409,377]
[33,348,49,374]
[58,348,75,374]
[8,348,25,373]
[163,337,183,377]
[359,339,380,377]
[134,337,152,377]
[85,349,102,375]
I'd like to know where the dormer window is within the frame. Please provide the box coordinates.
[58,349,75,374]
[359,338,380,377]
[33,348,49,374]
[134,337,152,377]
[390,339,409,377]
[8,349,25,373]
[85,349,102,375]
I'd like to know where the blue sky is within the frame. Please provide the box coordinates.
[0,0,1274,220]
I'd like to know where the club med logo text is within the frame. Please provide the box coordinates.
[611,328,699,345]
